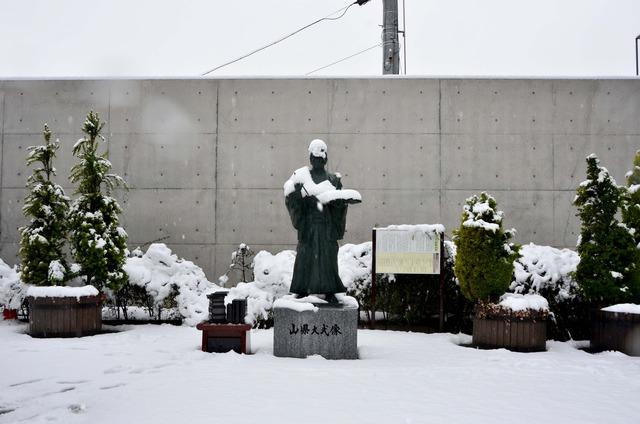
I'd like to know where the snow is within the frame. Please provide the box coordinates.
[26,285,99,299]
[283,166,361,204]
[225,250,296,324]
[629,184,640,195]
[499,293,550,312]
[510,243,580,302]
[47,260,66,283]
[1,322,639,424]
[308,138,327,158]
[123,244,220,326]
[315,188,361,204]
[0,260,25,310]
[602,303,640,314]
[273,295,319,312]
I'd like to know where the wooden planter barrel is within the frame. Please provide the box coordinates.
[28,295,102,338]
[473,316,547,352]
[591,310,640,356]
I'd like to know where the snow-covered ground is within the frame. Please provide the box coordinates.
[1,322,639,424]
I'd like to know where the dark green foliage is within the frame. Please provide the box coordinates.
[574,154,640,305]
[19,124,70,286]
[69,111,129,292]
[453,192,520,303]
[622,150,640,246]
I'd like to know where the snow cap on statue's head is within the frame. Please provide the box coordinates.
[308,139,327,159]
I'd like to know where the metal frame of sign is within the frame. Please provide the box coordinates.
[371,228,445,331]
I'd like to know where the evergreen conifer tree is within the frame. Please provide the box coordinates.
[69,111,128,292]
[622,150,640,246]
[19,124,70,286]
[574,154,640,305]
[453,192,520,303]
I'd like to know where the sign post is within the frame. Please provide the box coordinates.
[371,226,445,331]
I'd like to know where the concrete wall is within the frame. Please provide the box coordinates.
[1,78,639,282]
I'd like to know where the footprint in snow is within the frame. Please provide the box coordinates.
[103,366,130,374]
[9,379,43,387]
[68,404,86,414]
[99,383,126,390]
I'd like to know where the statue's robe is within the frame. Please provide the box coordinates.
[285,171,347,295]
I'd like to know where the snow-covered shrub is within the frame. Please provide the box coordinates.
[622,150,640,246]
[69,111,128,292]
[225,250,295,327]
[510,243,580,303]
[19,124,71,286]
[574,154,640,305]
[123,243,220,326]
[454,192,520,303]
[0,259,26,310]
[339,242,372,309]
[218,243,255,286]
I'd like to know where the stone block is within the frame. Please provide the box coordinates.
[109,80,217,134]
[119,188,214,244]
[552,134,640,190]
[442,133,553,190]
[218,79,331,134]
[3,80,109,134]
[109,133,216,189]
[274,304,358,359]
[441,79,554,135]
[329,79,439,134]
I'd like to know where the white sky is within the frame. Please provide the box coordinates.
[1,0,639,78]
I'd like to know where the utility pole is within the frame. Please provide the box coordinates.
[382,0,400,74]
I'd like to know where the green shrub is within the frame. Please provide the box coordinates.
[69,111,129,292]
[622,150,640,246]
[18,125,70,286]
[574,154,640,305]
[453,192,520,303]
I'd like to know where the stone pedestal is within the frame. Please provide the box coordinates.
[274,304,358,359]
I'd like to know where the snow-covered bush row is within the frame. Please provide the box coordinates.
[123,244,221,326]
[509,243,580,302]
[225,250,295,325]
[225,245,371,326]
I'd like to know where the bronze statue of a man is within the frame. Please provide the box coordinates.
[283,139,360,304]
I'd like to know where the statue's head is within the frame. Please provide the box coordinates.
[308,139,328,170]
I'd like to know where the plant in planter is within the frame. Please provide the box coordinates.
[19,124,70,287]
[19,124,101,337]
[454,192,548,351]
[69,111,129,294]
[577,154,640,355]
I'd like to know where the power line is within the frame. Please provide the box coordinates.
[305,43,381,75]
[201,1,363,76]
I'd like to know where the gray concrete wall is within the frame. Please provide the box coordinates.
[1,78,639,282]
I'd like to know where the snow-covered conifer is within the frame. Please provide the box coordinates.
[574,154,640,304]
[453,192,520,303]
[19,124,70,286]
[69,111,128,292]
[622,150,640,246]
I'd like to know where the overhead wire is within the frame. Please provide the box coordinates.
[306,43,381,75]
[201,1,361,76]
